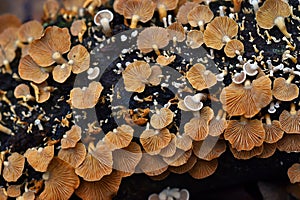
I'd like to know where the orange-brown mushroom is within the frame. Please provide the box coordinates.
[43,0,60,21]
[17,20,44,44]
[150,107,174,130]
[277,135,300,153]
[0,188,7,200]
[24,145,54,172]
[0,14,21,33]
[193,138,226,161]
[169,154,197,174]
[83,0,102,15]
[68,44,90,74]
[187,5,214,31]
[176,2,198,25]
[52,63,72,83]
[156,55,176,66]
[263,114,284,143]
[3,152,25,182]
[188,158,218,179]
[167,22,186,47]
[61,125,82,149]
[224,39,244,58]
[30,81,54,103]
[137,153,168,176]
[288,163,300,184]
[58,142,86,168]
[279,103,300,134]
[229,145,263,160]
[39,157,80,200]
[14,84,35,102]
[231,0,243,13]
[224,117,265,151]
[257,143,277,159]
[70,19,87,43]
[208,109,227,137]
[186,30,204,49]
[159,134,176,157]
[7,185,21,198]
[220,76,272,118]
[163,149,192,167]
[152,0,179,21]
[104,124,134,149]
[273,75,299,101]
[175,132,193,151]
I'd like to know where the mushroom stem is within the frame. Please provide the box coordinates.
[130,15,140,29]
[158,5,167,21]
[249,0,259,12]
[244,79,251,87]
[198,21,204,32]
[286,74,295,84]
[265,114,272,125]
[290,103,297,115]
[100,18,112,37]
[216,109,223,120]
[15,40,25,48]
[152,44,161,55]
[3,60,12,74]
[268,102,276,113]
[274,16,291,38]
[52,52,67,64]
[172,36,177,47]
[192,111,200,118]
[0,123,14,135]
[222,35,231,43]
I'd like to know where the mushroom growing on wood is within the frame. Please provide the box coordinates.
[263,114,284,143]
[187,5,214,31]
[279,103,300,134]
[3,153,25,182]
[273,75,299,101]
[24,145,54,172]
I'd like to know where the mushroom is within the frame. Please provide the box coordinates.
[163,149,192,167]
[224,117,265,151]
[208,109,227,137]
[175,133,193,151]
[137,153,168,176]
[243,61,259,76]
[30,82,54,103]
[159,134,176,157]
[70,19,87,43]
[43,0,60,22]
[187,5,214,31]
[288,163,300,184]
[58,142,87,168]
[229,145,263,160]
[150,107,174,130]
[186,30,204,49]
[232,70,246,84]
[61,125,82,149]
[67,44,90,74]
[40,157,80,200]
[188,159,218,179]
[87,67,100,80]
[263,114,284,144]
[14,84,35,102]
[193,138,226,161]
[203,16,238,50]
[24,145,54,172]
[156,55,176,66]
[17,20,44,45]
[277,135,300,153]
[176,2,198,25]
[69,81,103,109]
[183,93,205,112]
[152,0,179,21]
[3,152,25,182]
[137,27,170,55]
[256,0,291,38]
[256,143,277,158]
[224,39,244,58]
[279,103,300,134]
[104,124,134,149]
[94,9,114,37]
[0,14,21,33]
[220,76,272,118]
[52,63,72,83]
[167,22,186,47]
[186,63,217,91]
[83,0,102,15]
[273,75,299,101]
[0,188,7,200]
[7,185,21,198]
[169,154,197,174]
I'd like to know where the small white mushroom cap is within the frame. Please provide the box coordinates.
[183,93,205,111]
[243,61,259,76]
[232,71,246,84]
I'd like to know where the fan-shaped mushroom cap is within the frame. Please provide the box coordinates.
[229,145,263,160]
[273,75,299,101]
[183,93,204,111]
[224,39,244,58]
[263,114,284,143]
[43,0,60,21]
[153,0,179,21]
[193,139,226,161]
[243,61,259,76]
[277,135,300,153]
[279,104,300,134]
[184,106,214,141]
[288,163,300,184]
[167,22,186,45]
[3,152,25,182]
[0,14,21,33]
[137,153,168,176]
[104,124,134,149]
[176,2,198,24]
[52,63,72,83]
[0,27,18,73]
[75,171,122,200]
[140,128,172,154]
[40,157,79,200]
[186,63,217,91]
[169,154,197,174]
[187,5,214,31]
[203,16,238,50]
[69,81,103,109]
[220,76,272,118]
[224,118,265,151]
[75,141,113,181]
[188,159,218,179]
[68,44,90,74]
[14,84,35,102]
[30,82,53,103]
[18,20,44,43]
[163,149,192,167]
[148,65,163,86]
[257,143,277,158]
[208,110,227,137]
[29,26,71,67]
[137,27,170,55]
[156,55,176,66]
[58,142,86,168]
[186,30,204,49]
[61,125,82,149]
[150,107,174,129]
[70,19,87,43]
[7,185,21,198]
[112,142,142,176]
[159,134,176,157]
[18,55,50,84]
[256,0,291,38]
[175,133,193,151]
[24,145,54,172]
[122,0,156,28]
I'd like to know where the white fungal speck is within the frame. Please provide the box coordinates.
[121,35,127,42]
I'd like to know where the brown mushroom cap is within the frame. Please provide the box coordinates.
[167,22,186,44]
[3,152,25,182]
[58,142,87,168]
[203,16,238,50]
[149,169,170,181]
[156,55,176,66]
[14,84,35,102]
[30,81,53,103]
[187,5,214,31]
[263,114,284,143]
[186,30,204,49]
[70,19,87,43]
[159,134,176,157]
[7,185,21,198]
[0,27,18,73]
[148,65,163,86]
[105,124,134,149]
[40,157,80,200]
[75,171,122,200]
[52,63,72,83]
[277,135,300,153]
[279,104,300,134]
[150,107,174,130]
[224,118,265,151]
[175,133,193,151]
[163,149,192,167]
[176,2,198,24]
[68,44,90,74]
[69,81,103,109]
[256,0,291,38]
[29,26,71,67]
[24,145,54,172]
[288,163,300,184]
[273,75,299,101]
[220,76,272,118]
[184,106,214,141]
[188,158,218,179]
[0,14,21,34]
[43,0,60,21]
[193,138,226,161]
[256,143,277,159]
[61,125,82,149]
[18,20,44,43]
[153,0,179,20]
[0,188,7,200]
[169,154,197,174]
[137,153,168,176]
[140,128,172,154]
[137,27,170,55]
[186,63,217,91]
[224,39,244,58]
[208,110,227,137]
[229,145,264,160]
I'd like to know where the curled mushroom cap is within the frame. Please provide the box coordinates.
[232,70,246,84]
[7,185,21,198]
[0,14,21,33]
[75,171,122,200]
[105,124,134,149]
[167,22,186,46]
[183,93,205,112]
[169,154,197,174]
[150,107,174,130]
[256,0,291,38]
[29,26,71,67]
[273,75,299,101]
[188,159,218,179]
[14,84,35,102]
[279,104,300,134]
[137,27,170,55]
[18,20,44,43]
[193,139,226,161]
[122,0,156,28]
[58,142,86,168]
[152,0,179,21]
[224,118,265,151]
[288,163,300,184]
[156,55,176,66]
[68,44,90,74]
[30,82,53,103]
[220,76,272,118]
[186,63,217,91]
[224,39,244,58]
[186,30,204,49]
[257,143,277,159]
[61,125,82,149]
[40,157,80,200]
[187,5,214,31]
[70,19,87,43]
[263,114,284,143]
[203,16,238,50]
[3,153,25,182]
[277,135,300,153]
[176,2,198,24]
[163,149,192,167]
[69,81,103,109]
[24,145,54,172]
[52,63,72,83]
[229,145,263,160]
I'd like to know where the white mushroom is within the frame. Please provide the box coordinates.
[232,70,246,84]
[243,61,259,76]
[94,10,114,37]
